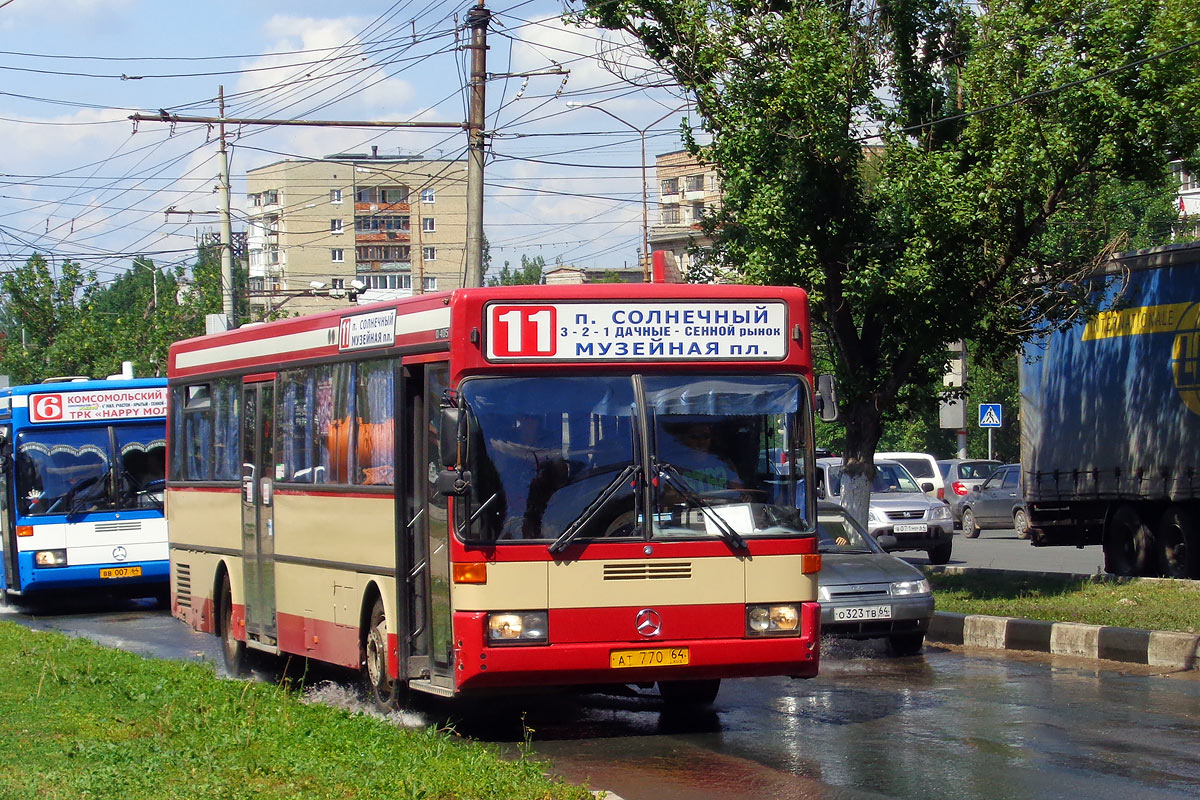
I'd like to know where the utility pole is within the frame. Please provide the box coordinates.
[217,86,235,326]
[463,0,489,288]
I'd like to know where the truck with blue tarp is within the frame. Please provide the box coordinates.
[1020,242,1200,578]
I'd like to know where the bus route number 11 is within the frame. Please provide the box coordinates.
[490,305,558,358]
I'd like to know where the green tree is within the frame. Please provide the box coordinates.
[486,254,547,286]
[0,255,96,383]
[574,0,1200,517]
[0,247,242,383]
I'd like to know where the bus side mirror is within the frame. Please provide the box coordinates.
[439,407,461,468]
[816,374,839,422]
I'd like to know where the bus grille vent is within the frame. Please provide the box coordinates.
[603,562,691,581]
[94,520,143,534]
[175,564,191,609]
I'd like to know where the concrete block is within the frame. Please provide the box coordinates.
[962,615,1009,650]
[928,612,965,645]
[1096,626,1151,664]
[1146,631,1200,670]
[1005,618,1053,653]
[1050,622,1100,659]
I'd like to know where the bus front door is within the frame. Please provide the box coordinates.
[401,362,454,692]
[241,380,278,649]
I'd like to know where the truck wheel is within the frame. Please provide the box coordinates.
[362,597,401,712]
[927,541,952,565]
[1104,505,1153,577]
[1013,508,1031,539]
[1157,507,1199,579]
[961,509,979,538]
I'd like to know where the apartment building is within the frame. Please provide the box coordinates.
[648,150,720,280]
[246,151,467,316]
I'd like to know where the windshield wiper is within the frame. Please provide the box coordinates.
[549,464,640,555]
[655,462,747,551]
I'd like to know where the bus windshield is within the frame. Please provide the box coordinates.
[15,423,166,516]
[460,374,812,545]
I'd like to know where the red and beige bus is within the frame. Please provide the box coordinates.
[166,283,833,707]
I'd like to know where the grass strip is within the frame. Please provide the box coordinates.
[929,572,1200,634]
[0,621,592,800]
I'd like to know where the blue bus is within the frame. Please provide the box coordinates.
[0,376,169,603]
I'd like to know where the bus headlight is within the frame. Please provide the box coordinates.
[746,604,801,635]
[487,611,549,645]
[34,549,67,568]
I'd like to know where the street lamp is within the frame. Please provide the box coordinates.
[566,101,689,282]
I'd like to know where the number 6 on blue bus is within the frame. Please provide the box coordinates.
[0,376,169,603]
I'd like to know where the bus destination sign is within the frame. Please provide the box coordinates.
[485,301,789,362]
[28,387,169,423]
[339,308,397,352]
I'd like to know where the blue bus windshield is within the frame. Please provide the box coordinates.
[15,423,165,516]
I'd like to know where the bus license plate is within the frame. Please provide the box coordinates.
[893,523,928,533]
[99,566,142,579]
[833,605,892,621]
[610,647,690,669]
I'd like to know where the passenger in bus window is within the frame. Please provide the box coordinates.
[658,420,743,497]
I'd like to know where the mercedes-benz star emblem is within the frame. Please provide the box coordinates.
[635,608,662,637]
[112,546,128,562]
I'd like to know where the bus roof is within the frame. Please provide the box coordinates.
[168,283,813,381]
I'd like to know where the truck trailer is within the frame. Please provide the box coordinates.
[1020,242,1200,578]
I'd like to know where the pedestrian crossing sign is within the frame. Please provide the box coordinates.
[978,403,1002,428]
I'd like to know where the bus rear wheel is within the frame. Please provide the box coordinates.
[658,678,720,706]
[219,573,248,677]
[362,597,401,712]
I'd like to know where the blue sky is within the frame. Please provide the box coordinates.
[0,0,696,283]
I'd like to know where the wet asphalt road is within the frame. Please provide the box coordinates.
[2,534,1196,800]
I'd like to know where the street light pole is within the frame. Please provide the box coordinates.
[566,102,688,282]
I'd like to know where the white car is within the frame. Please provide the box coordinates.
[815,457,954,564]
[876,451,946,501]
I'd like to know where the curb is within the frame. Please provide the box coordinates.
[922,566,1200,670]
[926,612,1200,670]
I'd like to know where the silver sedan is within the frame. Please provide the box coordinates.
[816,502,935,656]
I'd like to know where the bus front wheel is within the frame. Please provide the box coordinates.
[362,597,401,711]
[658,678,720,706]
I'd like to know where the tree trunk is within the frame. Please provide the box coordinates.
[837,396,884,528]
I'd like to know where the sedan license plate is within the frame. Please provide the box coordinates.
[99,566,142,580]
[833,605,892,621]
[610,647,690,669]
[893,523,928,533]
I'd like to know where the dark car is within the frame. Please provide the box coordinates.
[938,458,1002,527]
[959,463,1029,538]
[816,502,934,656]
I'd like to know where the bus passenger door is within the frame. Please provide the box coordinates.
[401,362,454,690]
[241,380,278,649]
